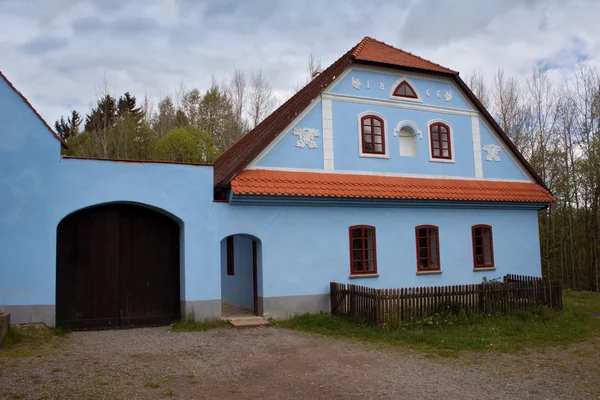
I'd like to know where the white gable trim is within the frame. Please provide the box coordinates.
[322,92,475,117]
[244,166,532,183]
[322,99,334,170]
[471,115,483,178]
[245,98,322,169]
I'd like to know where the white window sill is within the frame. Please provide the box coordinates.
[429,158,455,164]
[416,270,443,275]
[473,267,496,272]
[349,273,379,279]
[359,153,389,159]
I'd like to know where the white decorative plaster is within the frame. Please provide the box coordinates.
[394,120,422,139]
[471,115,483,178]
[322,99,334,170]
[337,65,475,111]
[483,144,502,162]
[293,128,320,149]
[352,76,361,89]
[444,91,452,101]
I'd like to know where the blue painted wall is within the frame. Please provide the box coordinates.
[479,120,529,180]
[331,100,476,177]
[0,75,221,311]
[214,204,542,298]
[255,100,323,169]
[220,235,255,310]
[328,68,472,111]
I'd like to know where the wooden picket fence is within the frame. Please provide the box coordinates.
[330,275,562,325]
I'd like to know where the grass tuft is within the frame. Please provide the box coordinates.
[274,290,600,356]
[172,318,231,332]
[0,325,68,357]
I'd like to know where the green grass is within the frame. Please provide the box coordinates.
[274,290,600,356]
[0,325,68,357]
[171,318,231,332]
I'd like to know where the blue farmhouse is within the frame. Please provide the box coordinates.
[0,37,554,328]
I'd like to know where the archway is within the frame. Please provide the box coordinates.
[399,125,418,157]
[220,234,262,317]
[56,203,181,329]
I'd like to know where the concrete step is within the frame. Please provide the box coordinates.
[224,316,269,328]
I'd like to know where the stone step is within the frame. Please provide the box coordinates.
[224,316,269,328]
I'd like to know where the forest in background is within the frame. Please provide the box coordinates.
[54,57,600,292]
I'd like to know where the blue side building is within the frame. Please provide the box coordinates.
[0,37,553,327]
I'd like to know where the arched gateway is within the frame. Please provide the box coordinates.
[56,203,181,329]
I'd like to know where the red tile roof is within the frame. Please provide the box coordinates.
[0,71,67,149]
[231,170,555,203]
[352,37,457,74]
[213,37,549,193]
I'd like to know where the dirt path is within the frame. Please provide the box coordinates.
[1,326,599,399]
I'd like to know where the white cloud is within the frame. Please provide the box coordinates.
[0,0,598,124]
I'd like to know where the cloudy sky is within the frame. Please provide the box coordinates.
[1,0,599,125]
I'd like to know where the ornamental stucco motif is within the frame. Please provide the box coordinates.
[483,144,502,162]
[293,128,320,149]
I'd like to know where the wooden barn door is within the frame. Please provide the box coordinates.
[56,204,180,329]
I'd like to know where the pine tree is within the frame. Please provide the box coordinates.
[84,95,117,132]
[54,110,82,142]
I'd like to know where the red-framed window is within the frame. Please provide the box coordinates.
[429,122,452,160]
[360,115,385,155]
[392,80,418,98]
[349,225,377,274]
[415,225,440,271]
[472,225,494,269]
[227,236,234,276]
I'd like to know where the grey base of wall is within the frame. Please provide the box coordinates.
[181,300,222,321]
[0,305,55,326]
[259,294,330,319]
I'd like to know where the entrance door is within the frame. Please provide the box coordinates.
[252,240,258,315]
[56,204,180,329]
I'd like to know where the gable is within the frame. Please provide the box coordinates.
[0,72,66,153]
[214,37,548,193]
[251,100,324,170]
[477,119,529,180]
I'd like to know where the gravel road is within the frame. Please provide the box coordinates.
[1,326,599,399]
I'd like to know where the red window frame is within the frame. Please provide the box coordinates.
[227,236,234,276]
[472,225,495,269]
[349,225,377,275]
[429,122,452,160]
[415,225,441,271]
[360,115,385,155]
[392,80,418,99]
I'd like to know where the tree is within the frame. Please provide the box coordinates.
[249,69,275,128]
[152,126,218,163]
[54,110,82,142]
[465,69,490,109]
